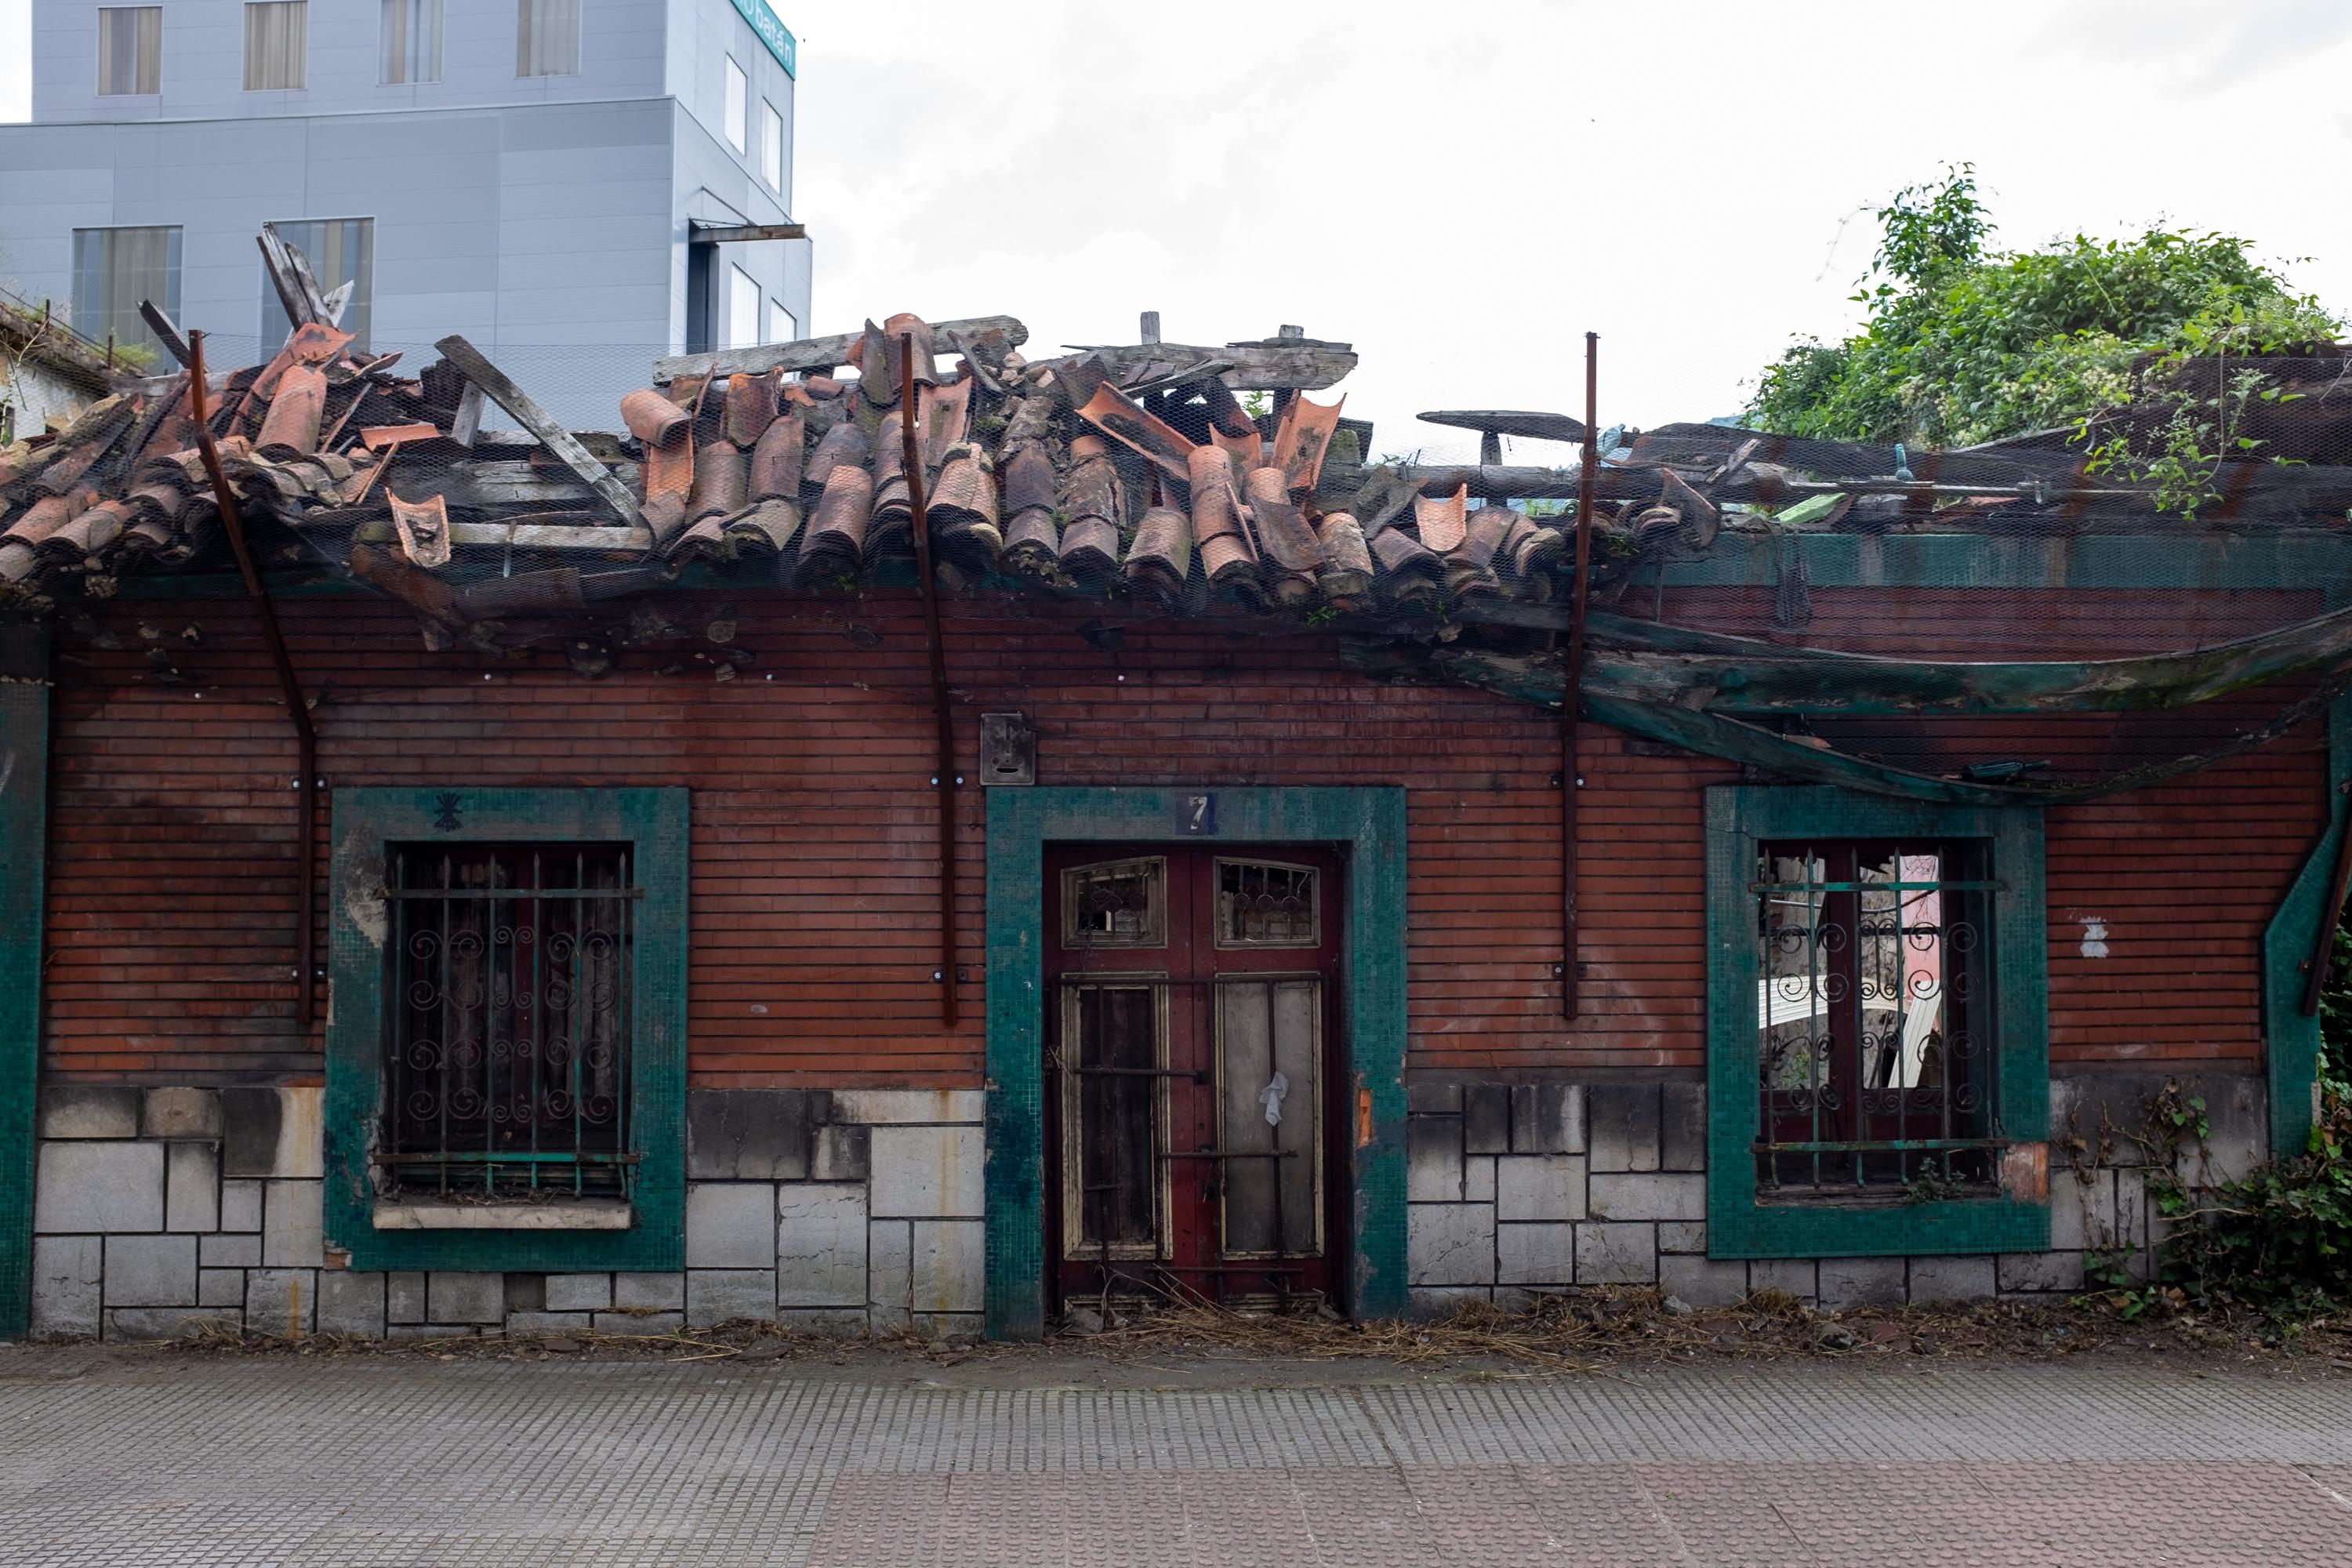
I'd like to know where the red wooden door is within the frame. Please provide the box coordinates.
[1043,843,1345,1314]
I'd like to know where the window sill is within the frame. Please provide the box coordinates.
[373,1200,633,1232]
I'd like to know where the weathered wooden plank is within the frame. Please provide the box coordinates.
[1043,340,1356,392]
[655,315,1029,384]
[434,335,645,529]
[1458,600,2352,715]
[336,518,655,553]
[256,223,332,328]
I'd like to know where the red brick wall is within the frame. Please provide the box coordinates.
[38,584,2325,1087]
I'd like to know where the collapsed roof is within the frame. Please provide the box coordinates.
[9,231,2352,809]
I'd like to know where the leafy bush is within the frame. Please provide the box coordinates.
[1745,165,2339,451]
[2160,925,2352,1316]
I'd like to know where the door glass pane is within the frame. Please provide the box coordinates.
[1217,977,1320,1257]
[1215,858,1319,947]
[1061,983,1163,1258]
[1060,858,1166,948]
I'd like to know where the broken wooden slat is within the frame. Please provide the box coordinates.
[1043,339,1356,392]
[655,314,1029,385]
[1417,409,1588,445]
[332,517,655,553]
[434,335,646,530]
[257,223,333,328]
[361,423,440,450]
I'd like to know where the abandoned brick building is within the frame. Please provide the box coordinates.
[2,274,2343,1341]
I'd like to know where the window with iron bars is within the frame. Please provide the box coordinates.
[1755,838,2000,1200]
[382,842,638,1200]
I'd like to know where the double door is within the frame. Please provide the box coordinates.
[1044,843,1343,1312]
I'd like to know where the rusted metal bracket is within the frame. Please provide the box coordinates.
[903,330,960,1028]
[1562,332,1599,1020]
[187,331,318,1029]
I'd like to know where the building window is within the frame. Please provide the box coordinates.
[259,217,373,350]
[325,786,687,1272]
[1703,786,2049,1259]
[760,100,783,191]
[383,843,637,1200]
[243,2,307,91]
[517,0,581,78]
[1755,839,1995,1196]
[727,265,760,351]
[765,299,797,347]
[723,56,747,153]
[97,6,162,96]
[380,0,444,85]
[71,226,181,357]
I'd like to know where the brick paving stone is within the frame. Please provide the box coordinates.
[1,1353,2348,1566]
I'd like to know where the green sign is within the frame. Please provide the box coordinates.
[730,0,797,78]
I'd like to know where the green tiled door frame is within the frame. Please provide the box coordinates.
[984,786,1409,1341]
[1704,786,2052,1258]
[324,787,690,1272]
[0,626,51,1338]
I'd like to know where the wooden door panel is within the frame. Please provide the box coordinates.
[1044,842,1342,1312]
[1216,975,1322,1259]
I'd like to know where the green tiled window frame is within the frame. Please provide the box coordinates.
[983,786,1409,1340]
[325,787,689,1272]
[1704,785,2052,1258]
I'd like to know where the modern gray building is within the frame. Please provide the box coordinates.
[0,0,809,425]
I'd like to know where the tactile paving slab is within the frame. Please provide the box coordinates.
[2,1354,2348,1566]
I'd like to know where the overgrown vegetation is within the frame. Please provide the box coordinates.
[2147,924,2352,1317]
[1745,165,2339,514]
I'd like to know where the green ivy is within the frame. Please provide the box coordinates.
[1745,165,2339,452]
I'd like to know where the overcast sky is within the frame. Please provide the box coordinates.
[6,0,2352,463]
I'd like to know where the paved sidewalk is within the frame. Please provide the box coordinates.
[3,1345,2349,1565]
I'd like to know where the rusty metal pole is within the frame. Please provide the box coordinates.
[1561,332,1599,1019]
[902,331,960,1028]
[187,331,318,1029]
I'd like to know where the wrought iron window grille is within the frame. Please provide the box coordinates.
[381,842,639,1200]
[1754,838,2001,1201]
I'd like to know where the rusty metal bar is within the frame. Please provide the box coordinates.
[902,330,960,1028]
[1562,332,1598,1019]
[2303,779,2352,1015]
[187,331,318,1029]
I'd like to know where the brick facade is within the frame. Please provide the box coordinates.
[42,586,2323,1087]
[20,582,2328,1336]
